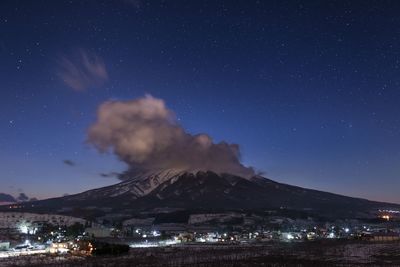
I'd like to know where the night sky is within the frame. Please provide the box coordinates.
[1,1,400,203]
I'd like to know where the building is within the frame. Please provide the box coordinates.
[0,242,10,251]
[0,212,87,234]
[85,227,113,238]
[371,232,400,242]
[50,242,70,254]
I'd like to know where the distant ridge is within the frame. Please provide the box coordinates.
[0,193,16,205]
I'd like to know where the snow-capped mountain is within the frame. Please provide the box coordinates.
[64,168,192,201]
[5,170,399,219]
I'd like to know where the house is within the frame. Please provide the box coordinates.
[0,242,10,251]
[371,232,400,242]
[85,227,113,238]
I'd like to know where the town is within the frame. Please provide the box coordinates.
[1,209,399,262]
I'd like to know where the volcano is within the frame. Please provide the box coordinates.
[5,170,398,220]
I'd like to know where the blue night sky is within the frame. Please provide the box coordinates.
[1,1,400,203]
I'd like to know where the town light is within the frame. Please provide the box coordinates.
[19,225,28,234]
[152,230,160,237]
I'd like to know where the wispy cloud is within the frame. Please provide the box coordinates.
[63,159,76,166]
[99,172,120,178]
[57,49,108,91]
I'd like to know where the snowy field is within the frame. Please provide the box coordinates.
[0,240,399,266]
[0,249,47,259]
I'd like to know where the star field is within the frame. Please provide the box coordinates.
[0,0,400,202]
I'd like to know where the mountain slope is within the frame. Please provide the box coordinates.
[4,171,398,219]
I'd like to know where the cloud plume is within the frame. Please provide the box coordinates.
[87,95,254,179]
[57,49,108,91]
